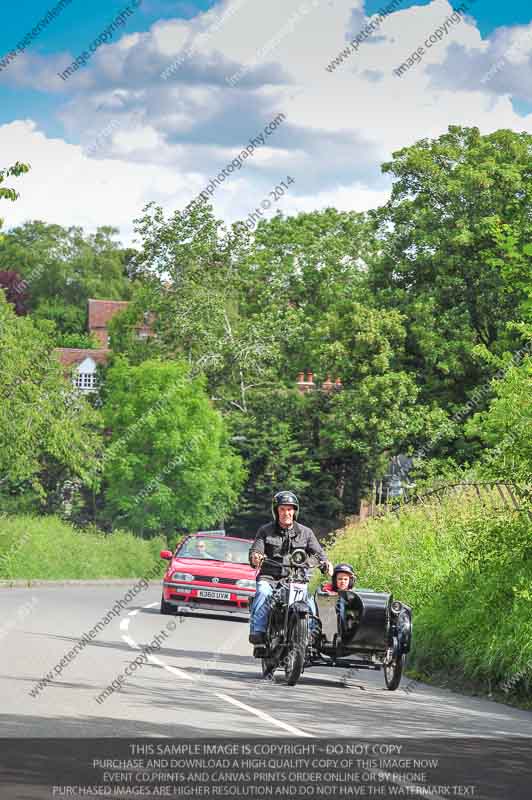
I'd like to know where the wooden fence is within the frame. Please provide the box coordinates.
[366,481,532,520]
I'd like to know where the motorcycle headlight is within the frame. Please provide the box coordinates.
[236,579,256,589]
[391,600,402,614]
[172,572,194,582]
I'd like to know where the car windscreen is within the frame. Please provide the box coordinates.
[176,538,251,564]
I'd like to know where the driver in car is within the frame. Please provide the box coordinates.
[248,490,333,645]
[189,539,216,559]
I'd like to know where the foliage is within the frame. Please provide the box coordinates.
[228,388,324,533]
[0,513,166,580]
[132,201,283,412]
[106,290,157,365]
[466,352,532,484]
[369,126,531,411]
[0,222,133,334]
[322,493,532,705]
[2,125,531,540]
[0,161,30,230]
[0,292,102,506]
[0,270,29,315]
[101,358,246,537]
[55,331,101,349]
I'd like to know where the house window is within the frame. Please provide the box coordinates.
[75,372,98,390]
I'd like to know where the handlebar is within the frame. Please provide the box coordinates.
[252,554,330,574]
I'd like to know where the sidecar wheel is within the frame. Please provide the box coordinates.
[285,615,308,686]
[384,653,405,691]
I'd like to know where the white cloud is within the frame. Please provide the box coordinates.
[0,121,191,241]
[2,0,532,239]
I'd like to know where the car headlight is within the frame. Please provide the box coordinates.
[172,572,194,582]
[235,579,256,589]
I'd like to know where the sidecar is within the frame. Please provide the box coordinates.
[309,584,412,690]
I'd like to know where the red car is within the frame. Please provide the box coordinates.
[160,531,256,616]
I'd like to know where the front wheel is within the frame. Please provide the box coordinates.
[384,653,405,690]
[262,654,280,678]
[160,593,175,615]
[285,614,308,686]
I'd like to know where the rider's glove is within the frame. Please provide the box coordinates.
[319,559,333,576]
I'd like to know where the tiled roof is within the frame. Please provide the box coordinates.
[54,348,111,367]
[88,299,129,329]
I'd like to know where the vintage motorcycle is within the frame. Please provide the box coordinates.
[252,549,412,689]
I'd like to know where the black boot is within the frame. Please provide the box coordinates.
[249,632,266,645]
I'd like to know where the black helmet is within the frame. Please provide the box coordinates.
[332,563,356,590]
[272,490,299,521]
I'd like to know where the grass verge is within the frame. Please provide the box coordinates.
[318,492,532,709]
[0,514,166,580]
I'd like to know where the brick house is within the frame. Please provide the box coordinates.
[55,347,111,392]
[55,299,154,392]
[88,299,130,347]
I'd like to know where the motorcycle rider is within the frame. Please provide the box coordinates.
[248,490,333,645]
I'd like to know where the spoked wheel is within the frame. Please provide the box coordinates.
[284,615,308,686]
[384,653,405,690]
[262,652,281,678]
[262,616,283,678]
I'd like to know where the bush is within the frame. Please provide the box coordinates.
[320,491,532,705]
[0,514,166,580]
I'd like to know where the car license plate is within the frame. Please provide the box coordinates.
[197,589,231,600]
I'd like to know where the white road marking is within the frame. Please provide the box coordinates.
[215,692,315,737]
[120,601,314,736]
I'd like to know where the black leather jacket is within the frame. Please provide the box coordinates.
[249,520,327,581]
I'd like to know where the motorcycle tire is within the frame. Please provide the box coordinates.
[285,614,308,686]
[262,614,283,678]
[384,653,405,690]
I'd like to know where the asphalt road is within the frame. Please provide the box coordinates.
[1,584,531,739]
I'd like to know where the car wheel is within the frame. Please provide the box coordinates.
[160,593,175,615]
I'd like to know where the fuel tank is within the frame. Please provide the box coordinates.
[315,587,391,651]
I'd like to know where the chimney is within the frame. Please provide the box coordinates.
[322,374,333,392]
[296,371,316,394]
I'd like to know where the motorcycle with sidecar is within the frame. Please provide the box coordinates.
[251,549,412,688]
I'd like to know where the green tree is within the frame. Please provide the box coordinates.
[101,358,245,537]
[245,208,375,380]
[369,126,532,410]
[0,292,101,509]
[228,388,323,533]
[131,202,287,411]
[0,222,133,336]
[466,344,532,484]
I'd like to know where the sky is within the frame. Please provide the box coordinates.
[1,0,532,243]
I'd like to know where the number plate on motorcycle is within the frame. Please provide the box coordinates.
[197,589,231,600]
[289,582,308,604]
